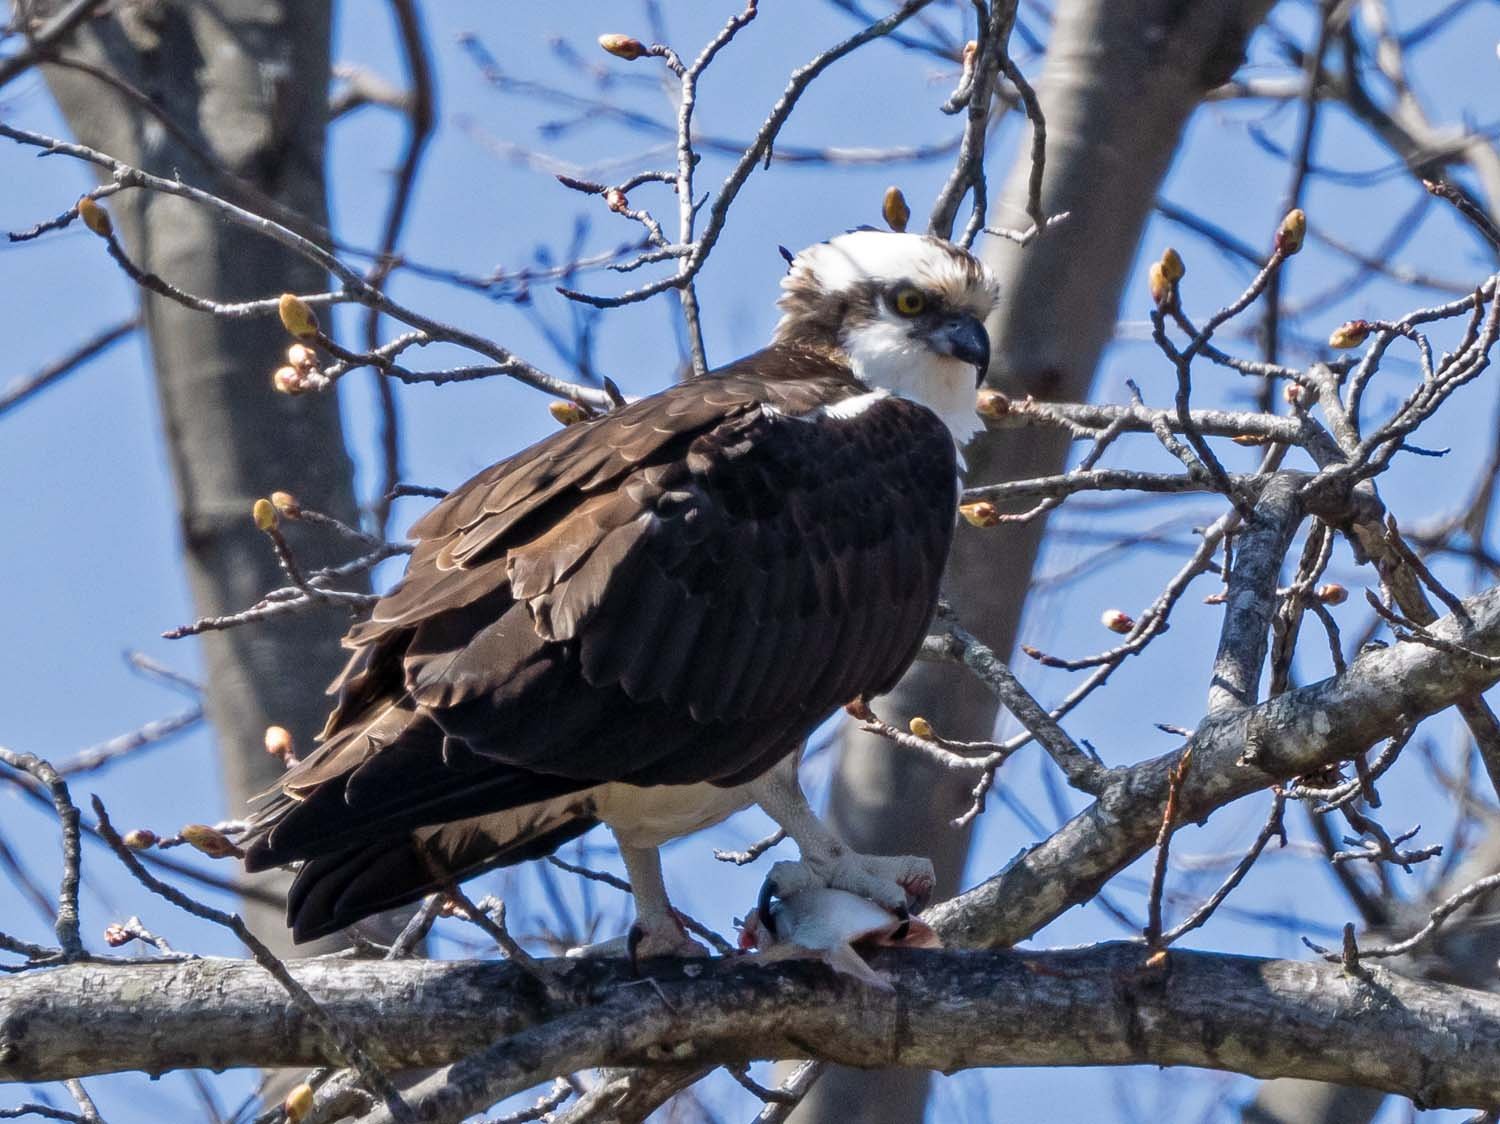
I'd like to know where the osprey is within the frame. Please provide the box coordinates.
[244,230,999,955]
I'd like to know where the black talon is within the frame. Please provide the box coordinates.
[757,879,779,941]
[627,922,646,976]
[909,884,933,912]
[891,903,910,943]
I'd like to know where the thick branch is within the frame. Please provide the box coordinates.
[983,396,1329,452]
[1206,473,1304,714]
[7,947,1500,1115]
[928,583,1500,949]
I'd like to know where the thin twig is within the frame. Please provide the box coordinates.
[714,829,786,866]
[928,0,1013,243]
[926,614,1110,793]
[0,748,84,959]
[543,856,734,955]
[1144,747,1194,948]
[751,1060,824,1124]
[56,708,204,777]
[448,890,569,1004]
[90,798,414,1123]
[363,0,435,537]
[0,122,613,411]
[1162,789,1286,945]
[0,317,138,416]
[1357,871,1500,961]
[560,0,938,309]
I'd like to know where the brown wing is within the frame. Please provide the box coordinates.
[398,376,959,774]
[244,347,958,907]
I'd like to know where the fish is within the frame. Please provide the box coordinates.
[737,885,941,990]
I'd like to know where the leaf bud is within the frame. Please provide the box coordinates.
[1282,382,1306,408]
[882,186,910,233]
[1328,320,1370,349]
[1316,582,1348,606]
[264,725,295,759]
[272,366,306,395]
[549,400,589,427]
[1147,261,1172,307]
[908,716,933,739]
[1101,608,1135,634]
[975,389,1010,418]
[269,491,301,519]
[103,924,132,948]
[598,33,646,60]
[122,829,157,850]
[286,343,318,372]
[1158,247,1185,283]
[603,187,629,213]
[278,293,320,340]
[179,824,241,859]
[959,500,1001,528]
[284,1083,315,1124]
[1275,208,1306,256]
[77,196,112,238]
[252,498,278,532]
[844,698,873,722]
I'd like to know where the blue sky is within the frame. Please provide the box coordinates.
[4,2,1500,1121]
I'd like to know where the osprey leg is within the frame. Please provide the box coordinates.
[748,761,936,912]
[618,840,709,959]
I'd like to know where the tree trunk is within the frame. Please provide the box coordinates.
[793,2,1275,1120]
[37,0,359,953]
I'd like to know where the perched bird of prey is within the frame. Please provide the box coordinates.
[244,230,999,956]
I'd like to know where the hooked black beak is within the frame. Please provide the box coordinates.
[931,313,991,385]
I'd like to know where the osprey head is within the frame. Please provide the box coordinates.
[774,230,1000,443]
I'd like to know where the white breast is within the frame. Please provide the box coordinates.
[840,323,982,451]
[592,780,760,849]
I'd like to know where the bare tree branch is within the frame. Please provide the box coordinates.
[928,583,1500,949]
[0,317,138,417]
[9,946,1500,1116]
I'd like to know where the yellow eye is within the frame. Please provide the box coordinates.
[892,287,926,316]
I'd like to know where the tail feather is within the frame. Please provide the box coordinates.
[243,710,589,872]
[286,805,598,942]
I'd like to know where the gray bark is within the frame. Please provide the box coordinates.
[36,0,357,950]
[925,582,1500,947]
[9,944,1500,1118]
[1244,835,1500,1124]
[801,1,1276,1119]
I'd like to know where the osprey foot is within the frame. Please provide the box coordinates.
[562,917,707,963]
[627,914,711,968]
[764,852,935,913]
[564,933,631,959]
